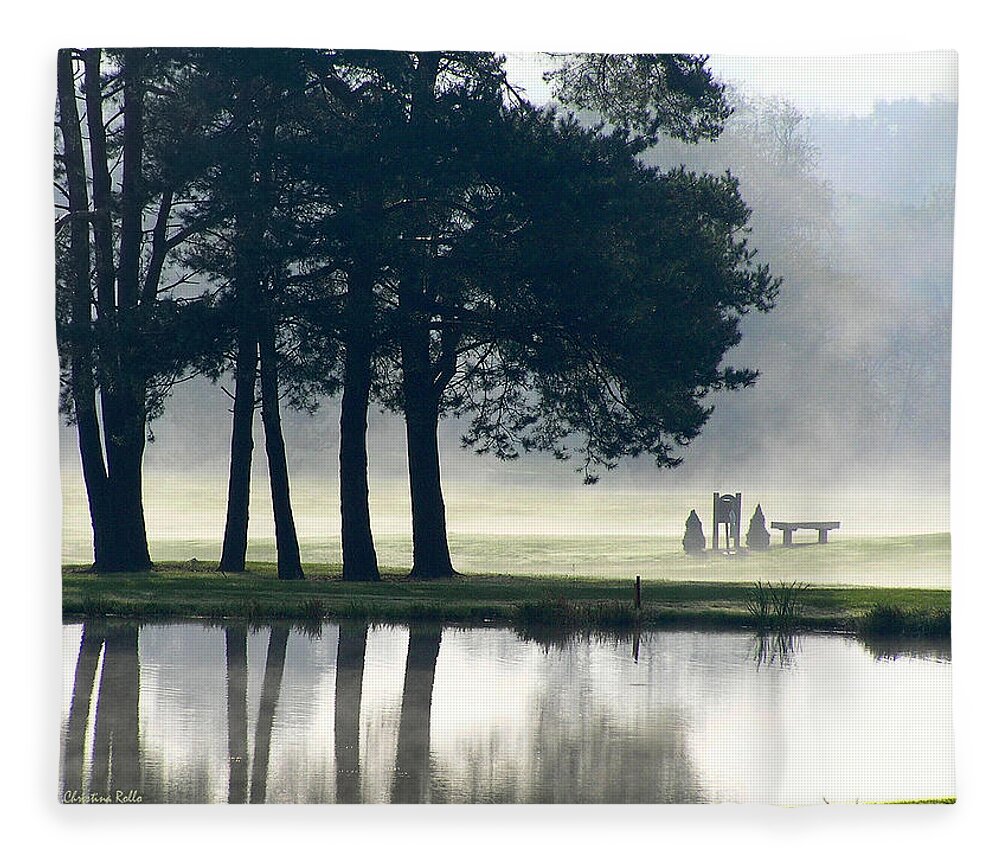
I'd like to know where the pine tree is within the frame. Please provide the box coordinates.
[746,503,771,551]
[683,510,707,554]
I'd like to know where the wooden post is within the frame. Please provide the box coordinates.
[634,575,641,612]
[783,528,793,547]
[819,529,829,544]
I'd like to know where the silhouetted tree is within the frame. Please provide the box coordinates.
[746,503,771,550]
[311,52,745,579]
[296,51,512,580]
[175,50,332,579]
[383,52,509,578]
[55,49,204,572]
[454,115,777,484]
[545,53,731,144]
[376,53,750,577]
[683,510,707,554]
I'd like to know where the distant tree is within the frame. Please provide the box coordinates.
[746,503,770,551]
[683,510,707,554]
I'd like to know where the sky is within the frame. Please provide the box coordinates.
[503,51,958,115]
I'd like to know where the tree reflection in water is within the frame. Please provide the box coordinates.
[335,622,368,803]
[249,623,289,803]
[392,623,443,803]
[225,624,249,803]
[63,622,142,801]
[60,621,953,803]
[63,622,104,798]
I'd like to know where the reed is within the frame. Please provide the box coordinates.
[744,580,812,631]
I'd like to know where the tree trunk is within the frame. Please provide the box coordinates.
[398,57,456,580]
[102,439,152,572]
[56,50,112,571]
[220,98,263,574]
[402,399,456,579]
[400,281,456,579]
[392,623,442,803]
[225,625,249,804]
[339,263,380,581]
[219,332,258,572]
[335,622,368,803]
[102,49,153,572]
[258,320,304,580]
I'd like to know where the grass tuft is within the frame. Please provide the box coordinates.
[857,603,951,637]
[744,581,811,631]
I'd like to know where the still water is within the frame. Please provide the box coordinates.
[60,621,953,804]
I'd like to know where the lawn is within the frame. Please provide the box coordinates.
[62,537,951,636]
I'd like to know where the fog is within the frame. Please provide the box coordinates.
[58,55,956,557]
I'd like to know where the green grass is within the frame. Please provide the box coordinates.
[881,797,956,805]
[80,532,949,589]
[62,557,950,636]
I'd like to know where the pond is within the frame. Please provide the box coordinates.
[61,621,953,804]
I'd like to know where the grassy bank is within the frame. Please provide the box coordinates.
[62,559,950,636]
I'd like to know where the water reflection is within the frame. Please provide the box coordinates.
[225,625,248,803]
[750,633,798,669]
[60,621,954,804]
[63,621,103,798]
[335,622,367,804]
[250,624,289,803]
[859,636,953,663]
[392,624,442,804]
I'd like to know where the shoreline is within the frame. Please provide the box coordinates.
[62,560,950,637]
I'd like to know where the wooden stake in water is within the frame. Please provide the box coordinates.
[634,575,641,611]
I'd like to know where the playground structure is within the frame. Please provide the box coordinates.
[712,492,742,554]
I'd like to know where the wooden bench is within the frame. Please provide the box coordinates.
[770,521,841,546]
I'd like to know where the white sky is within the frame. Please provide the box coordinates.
[504,51,958,117]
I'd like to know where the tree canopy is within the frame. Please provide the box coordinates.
[55,49,778,577]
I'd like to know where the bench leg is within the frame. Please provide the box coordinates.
[819,529,828,544]
[782,530,793,547]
